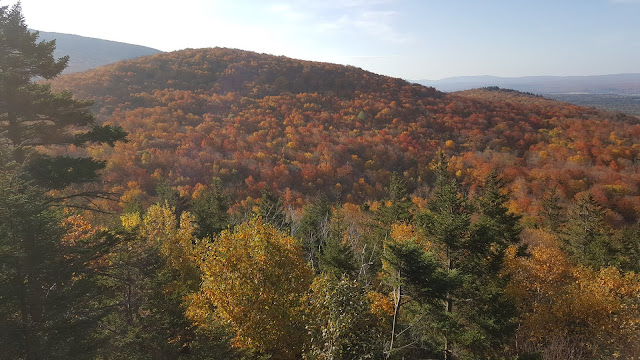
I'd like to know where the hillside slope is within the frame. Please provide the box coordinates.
[48,48,640,223]
[35,30,161,73]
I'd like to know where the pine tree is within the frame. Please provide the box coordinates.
[0,168,114,359]
[539,188,565,233]
[256,189,289,232]
[0,3,126,189]
[0,6,126,358]
[562,193,617,269]
[190,177,230,239]
[412,157,522,359]
[296,195,332,270]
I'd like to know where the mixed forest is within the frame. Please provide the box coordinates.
[1,4,640,360]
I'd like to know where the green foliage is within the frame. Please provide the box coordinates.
[23,155,106,189]
[383,240,453,304]
[304,274,385,360]
[0,169,113,359]
[539,189,565,233]
[408,157,522,359]
[296,195,332,270]
[613,223,640,272]
[470,170,524,272]
[256,189,289,232]
[319,234,358,278]
[562,193,618,269]
[419,154,471,253]
[0,6,127,358]
[73,124,128,146]
[0,3,126,187]
[376,173,414,226]
[190,178,230,239]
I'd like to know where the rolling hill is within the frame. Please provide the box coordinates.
[34,30,162,73]
[48,48,640,224]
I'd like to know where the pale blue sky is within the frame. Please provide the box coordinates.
[9,0,640,80]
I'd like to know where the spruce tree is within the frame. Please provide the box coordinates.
[417,154,471,359]
[0,3,126,189]
[296,195,332,270]
[190,177,230,239]
[413,157,521,359]
[562,193,617,269]
[0,168,114,359]
[539,188,565,232]
[376,173,414,226]
[256,189,289,232]
[0,5,126,358]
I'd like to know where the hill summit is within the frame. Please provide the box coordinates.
[49,48,640,223]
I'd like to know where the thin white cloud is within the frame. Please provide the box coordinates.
[269,3,306,21]
[352,10,411,43]
[262,0,411,44]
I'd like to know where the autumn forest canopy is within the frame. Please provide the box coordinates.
[1,3,640,360]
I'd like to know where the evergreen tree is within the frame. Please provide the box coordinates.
[0,168,114,359]
[0,5,126,358]
[256,189,289,232]
[0,3,126,189]
[296,195,332,270]
[562,193,617,269]
[462,171,522,357]
[614,224,640,272]
[417,154,471,360]
[539,188,565,233]
[318,234,358,278]
[376,173,414,226]
[412,156,522,359]
[382,235,456,359]
[190,177,230,239]
[471,170,523,273]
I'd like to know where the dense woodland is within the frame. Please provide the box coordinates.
[2,4,640,360]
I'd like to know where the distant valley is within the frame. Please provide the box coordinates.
[417,74,640,115]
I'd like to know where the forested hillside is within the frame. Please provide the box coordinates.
[49,48,640,225]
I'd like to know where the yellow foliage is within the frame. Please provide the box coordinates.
[391,222,431,251]
[141,204,200,275]
[120,212,141,231]
[505,228,640,356]
[187,218,312,359]
[367,291,394,319]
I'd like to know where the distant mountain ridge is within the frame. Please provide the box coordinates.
[34,30,162,74]
[416,74,640,95]
[417,74,640,115]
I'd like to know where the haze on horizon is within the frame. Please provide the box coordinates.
[8,0,640,80]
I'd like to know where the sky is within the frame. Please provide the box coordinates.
[7,0,640,80]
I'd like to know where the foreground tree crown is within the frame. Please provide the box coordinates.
[0,2,126,189]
